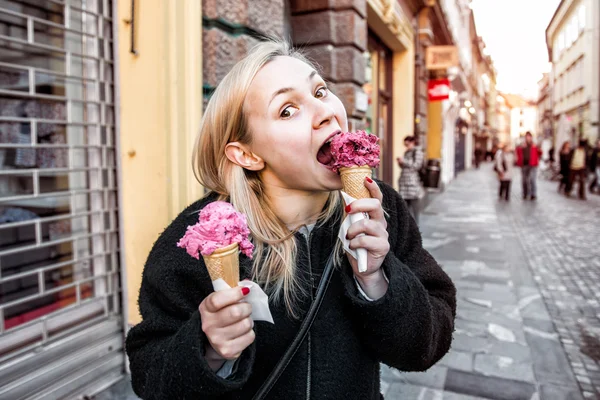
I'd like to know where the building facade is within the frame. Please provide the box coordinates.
[546,0,600,147]
[496,94,512,147]
[502,93,538,145]
[537,73,553,140]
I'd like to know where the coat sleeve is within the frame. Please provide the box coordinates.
[515,147,523,166]
[494,151,502,172]
[341,183,456,371]
[125,202,255,399]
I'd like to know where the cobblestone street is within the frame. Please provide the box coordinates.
[381,164,600,399]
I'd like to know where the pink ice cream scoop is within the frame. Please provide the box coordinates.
[329,130,380,172]
[177,201,254,259]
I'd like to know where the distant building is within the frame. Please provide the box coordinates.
[502,93,538,145]
[537,73,553,140]
[546,0,600,146]
[496,94,512,146]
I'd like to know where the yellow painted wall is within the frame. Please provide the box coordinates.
[393,47,415,190]
[427,101,443,159]
[116,0,203,325]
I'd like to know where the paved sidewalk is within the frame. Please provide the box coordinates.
[381,164,599,400]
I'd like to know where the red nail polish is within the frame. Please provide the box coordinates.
[345,205,352,213]
[241,287,250,296]
[366,177,373,183]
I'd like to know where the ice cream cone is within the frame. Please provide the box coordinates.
[339,166,372,199]
[202,242,240,288]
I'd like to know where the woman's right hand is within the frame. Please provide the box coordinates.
[199,286,255,367]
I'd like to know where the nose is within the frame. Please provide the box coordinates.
[311,98,335,130]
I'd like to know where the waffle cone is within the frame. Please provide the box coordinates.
[339,166,372,199]
[202,243,240,288]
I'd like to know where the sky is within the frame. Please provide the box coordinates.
[470,0,562,99]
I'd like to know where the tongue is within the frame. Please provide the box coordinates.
[317,142,333,166]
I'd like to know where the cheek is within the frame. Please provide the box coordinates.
[254,123,311,162]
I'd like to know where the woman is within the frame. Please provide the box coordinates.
[495,143,515,201]
[397,136,424,224]
[125,40,455,399]
[558,141,571,193]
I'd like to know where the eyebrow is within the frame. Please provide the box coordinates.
[268,70,318,107]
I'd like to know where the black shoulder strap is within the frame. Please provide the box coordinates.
[251,252,336,400]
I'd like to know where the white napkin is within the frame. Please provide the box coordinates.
[212,279,274,324]
[339,191,368,273]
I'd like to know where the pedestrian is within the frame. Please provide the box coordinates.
[588,139,600,194]
[125,39,456,400]
[548,145,555,166]
[566,139,588,200]
[558,141,571,193]
[474,143,484,169]
[516,131,541,200]
[495,143,515,201]
[397,135,425,224]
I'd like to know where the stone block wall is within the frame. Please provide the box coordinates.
[202,0,286,108]
[289,0,368,131]
[202,0,368,132]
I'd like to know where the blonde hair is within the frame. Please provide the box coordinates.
[193,39,342,315]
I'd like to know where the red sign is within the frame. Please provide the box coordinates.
[428,79,451,101]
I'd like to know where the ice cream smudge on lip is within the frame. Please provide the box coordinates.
[329,130,380,172]
[177,201,254,259]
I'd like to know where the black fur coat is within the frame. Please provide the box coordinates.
[125,182,456,399]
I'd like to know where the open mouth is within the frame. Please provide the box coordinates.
[317,131,340,168]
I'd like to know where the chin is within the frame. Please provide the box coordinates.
[323,174,343,191]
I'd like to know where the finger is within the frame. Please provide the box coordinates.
[346,219,388,241]
[218,329,257,360]
[348,235,390,254]
[364,177,384,203]
[218,316,254,341]
[218,302,253,326]
[346,198,385,223]
[204,287,249,313]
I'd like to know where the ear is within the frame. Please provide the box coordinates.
[225,142,265,171]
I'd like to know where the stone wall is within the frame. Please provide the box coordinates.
[290,0,367,130]
[202,0,286,107]
[201,0,368,130]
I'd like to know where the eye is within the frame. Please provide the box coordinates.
[315,87,327,99]
[280,105,299,119]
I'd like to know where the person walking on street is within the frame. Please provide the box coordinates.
[566,139,588,200]
[558,141,572,193]
[495,143,515,201]
[474,143,484,169]
[397,135,424,224]
[516,132,541,200]
[588,139,600,194]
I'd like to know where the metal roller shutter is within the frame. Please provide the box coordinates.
[0,0,125,398]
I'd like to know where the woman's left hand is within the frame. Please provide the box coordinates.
[345,177,390,298]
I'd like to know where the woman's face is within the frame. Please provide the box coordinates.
[243,56,348,192]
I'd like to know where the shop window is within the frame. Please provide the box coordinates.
[363,32,393,183]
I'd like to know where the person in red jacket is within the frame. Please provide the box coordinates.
[515,132,541,200]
